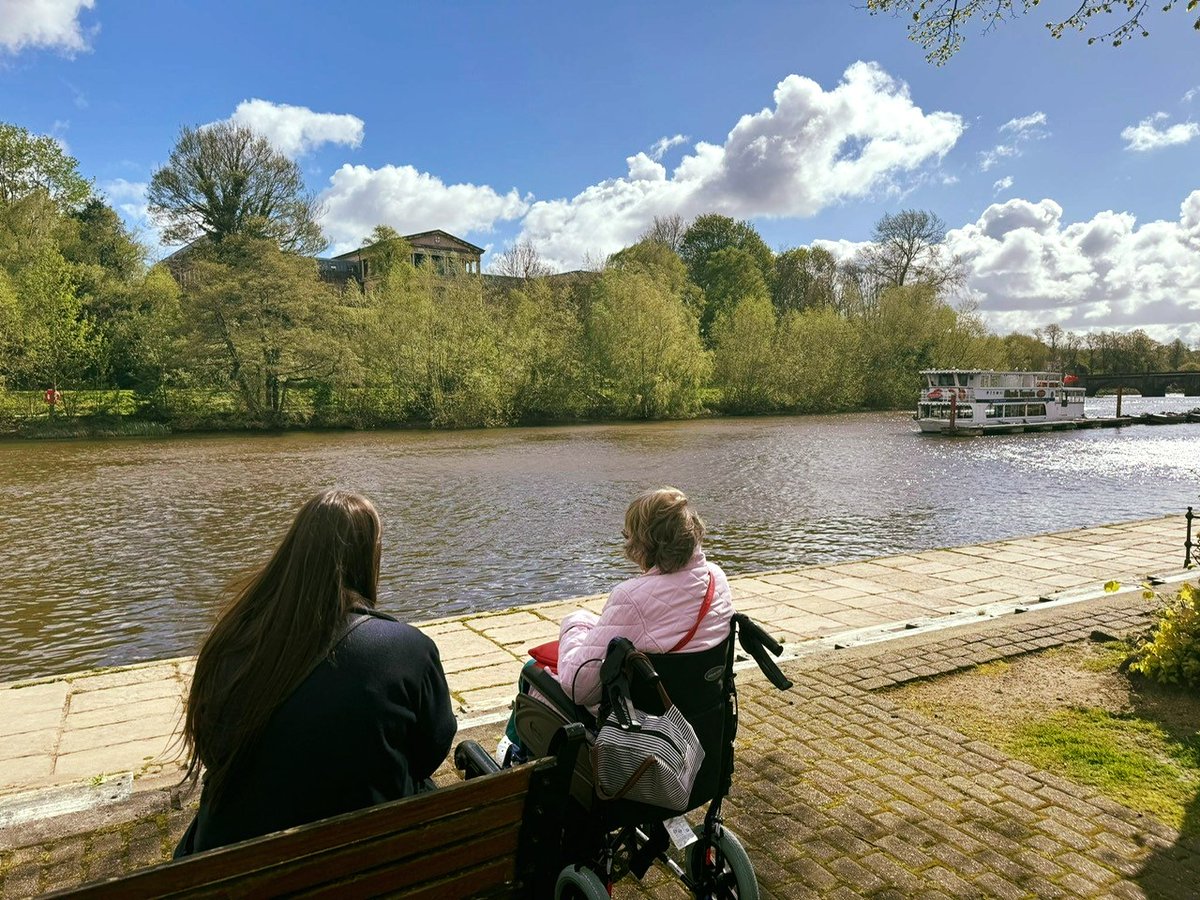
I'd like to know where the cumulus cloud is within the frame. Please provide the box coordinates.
[514,62,962,269]
[1120,112,1199,152]
[946,190,1200,343]
[317,164,529,253]
[649,134,688,160]
[222,99,364,158]
[0,0,95,54]
[992,176,1014,195]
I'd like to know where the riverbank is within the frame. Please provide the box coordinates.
[0,514,1195,897]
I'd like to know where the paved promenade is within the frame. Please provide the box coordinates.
[0,514,1194,897]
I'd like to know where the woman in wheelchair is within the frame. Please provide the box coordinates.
[498,486,733,763]
[476,487,791,898]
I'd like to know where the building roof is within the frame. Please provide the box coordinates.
[333,229,484,261]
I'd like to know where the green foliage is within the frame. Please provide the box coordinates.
[694,247,770,339]
[0,123,91,209]
[585,268,710,419]
[679,214,772,301]
[179,238,348,425]
[1128,584,1200,689]
[710,295,781,413]
[776,308,866,412]
[148,122,325,254]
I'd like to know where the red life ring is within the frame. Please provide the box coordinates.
[929,388,942,400]
[1036,389,1045,397]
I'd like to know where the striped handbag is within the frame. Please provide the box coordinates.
[591,665,705,811]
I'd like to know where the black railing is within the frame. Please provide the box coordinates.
[1187,507,1197,569]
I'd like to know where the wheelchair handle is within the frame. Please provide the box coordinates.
[625,650,673,711]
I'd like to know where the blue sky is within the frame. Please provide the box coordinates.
[3,0,1199,340]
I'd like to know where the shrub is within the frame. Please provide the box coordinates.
[1128,583,1200,688]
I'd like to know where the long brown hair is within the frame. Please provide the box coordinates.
[182,490,382,801]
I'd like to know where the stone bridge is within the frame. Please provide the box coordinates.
[1077,370,1200,397]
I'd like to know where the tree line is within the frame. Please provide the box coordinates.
[1,120,1195,430]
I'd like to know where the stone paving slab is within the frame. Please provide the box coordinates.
[0,514,1187,801]
[2,574,1196,897]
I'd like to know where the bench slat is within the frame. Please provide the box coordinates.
[194,797,525,899]
[288,828,522,899]
[53,764,544,899]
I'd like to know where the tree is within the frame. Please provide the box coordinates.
[857,209,963,295]
[710,295,782,413]
[771,246,838,314]
[147,123,324,254]
[865,0,1197,65]
[678,214,773,286]
[358,225,413,286]
[607,238,703,319]
[0,123,91,209]
[178,238,347,424]
[694,246,770,339]
[493,239,552,278]
[585,269,710,419]
[638,214,687,253]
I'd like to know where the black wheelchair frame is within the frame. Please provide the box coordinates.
[457,614,792,899]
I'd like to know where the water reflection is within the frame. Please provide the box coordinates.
[1,396,1197,681]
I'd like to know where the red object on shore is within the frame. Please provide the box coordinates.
[43,388,61,405]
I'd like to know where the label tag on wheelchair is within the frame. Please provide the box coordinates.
[664,815,698,849]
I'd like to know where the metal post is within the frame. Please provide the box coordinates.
[1116,385,1123,418]
[949,393,957,432]
[1186,506,1195,569]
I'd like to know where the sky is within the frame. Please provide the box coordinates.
[2,0,1199,343]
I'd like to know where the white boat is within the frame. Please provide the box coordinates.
[916,370,1086,435]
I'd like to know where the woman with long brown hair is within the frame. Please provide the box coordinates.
[175,489,456,855]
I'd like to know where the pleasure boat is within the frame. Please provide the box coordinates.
[916,370,1087,435]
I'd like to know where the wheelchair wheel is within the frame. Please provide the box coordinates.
[554,864,609,899]
[686,827,758,899]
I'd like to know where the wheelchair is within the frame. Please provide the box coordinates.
[457,613,792,899]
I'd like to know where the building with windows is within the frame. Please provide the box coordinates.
[319,229,484,291]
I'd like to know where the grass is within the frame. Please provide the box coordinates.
[1007,707,1200,831]
[890,641,1200,835]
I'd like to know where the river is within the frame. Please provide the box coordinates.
[1,395,1197,682]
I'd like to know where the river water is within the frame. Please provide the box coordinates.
[1,395,1197,682]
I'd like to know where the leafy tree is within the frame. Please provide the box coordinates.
[771,245,838,314]
[607,238,703,319]
[148,123,325,254]
[776,308,865,412]
[694,246,770,339]
[497,278,587,422]
[710,295,782,413]
[9,249,96,391]
[178,238,346,424]
[0,123,91,209]
[358,225,413,286]
[585,269,710,419]
[679,214,773,286]
[866,0,1198,65]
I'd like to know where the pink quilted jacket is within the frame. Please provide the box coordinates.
[555,549,734,707]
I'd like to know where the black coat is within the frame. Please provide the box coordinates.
[180,609,457,855]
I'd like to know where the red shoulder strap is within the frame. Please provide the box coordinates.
[670,571,716,653]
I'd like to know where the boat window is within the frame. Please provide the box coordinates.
[1028,403,1046,417]
[937,374,956,386]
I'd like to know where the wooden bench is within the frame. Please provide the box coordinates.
[50,725,585,899]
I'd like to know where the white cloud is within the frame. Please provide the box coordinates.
[1000,111,1047,136]
[992,176,1014,195]
[649,134,688,161]
[317,164,529,253]
[515,62,962,269]
[945,190,1200,343]
[1184,86,1199,103]
[0,0,94,54]
[979,144,1014,171]
[979,111,1048,172]
[222,99,364,158]
[1120,112,1199,152]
